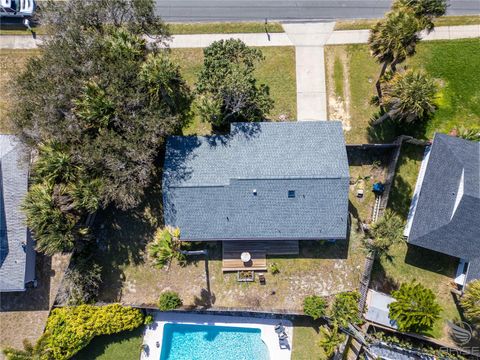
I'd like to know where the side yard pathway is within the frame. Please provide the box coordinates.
[1,24,478,122]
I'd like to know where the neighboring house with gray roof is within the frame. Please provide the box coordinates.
[163,121,349,244]
[0,135,35,292]
[404,133,480,287]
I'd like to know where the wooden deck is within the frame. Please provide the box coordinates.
[222,241,299,272]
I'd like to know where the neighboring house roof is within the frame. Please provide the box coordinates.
[163,121,349,241]
[0,135,32,292]
[405,133,480,284]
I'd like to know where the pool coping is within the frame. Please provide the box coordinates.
[141,311,293,360]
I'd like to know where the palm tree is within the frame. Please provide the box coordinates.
[22,182,78,255]
[148,227,187,267]
[369,10,421,98]
[364,210,405,258]
[393,0,448,32]
[373,70,437,125]
[460,280,480,325]
[318,325,345,358]
[32,142,77,184]
[456,127,480,141]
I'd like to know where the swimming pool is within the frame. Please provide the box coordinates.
[159,323,270,360]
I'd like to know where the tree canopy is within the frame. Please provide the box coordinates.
[374,70,437,125]
[388,281,442,332]
[12,0,192,254]
[195,39,273,130]
[364,209,405,257]
[393,0,448,32]
[331,291,363,327]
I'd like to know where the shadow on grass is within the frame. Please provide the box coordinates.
[93,163,166,301]
[367,114,430,144]
[370,258,400,294]
[386,145,424,219]
[72,327,144,360]
[404,245,457,278]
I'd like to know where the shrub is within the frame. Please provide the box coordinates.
[269,262,280,275]
[158,291,182,311]
[331,291,362,327]
[388,281,442,333]
[303,295,327,320]
[144,314,154,325]
[460,280,480,326]
[12,304,145,360]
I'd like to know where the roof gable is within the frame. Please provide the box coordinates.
[407,133,480,262]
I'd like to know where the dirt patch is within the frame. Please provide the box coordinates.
[325,47,351,131]
[0,253,70,353]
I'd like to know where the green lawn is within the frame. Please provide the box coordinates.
[0,21,283,36]
[168,22,283,34]
[334,15,480,30]
[325,39,480,144]
[171,46,297,135]
[292,318,327,360]
[0,49,41,133]
[73,327,144,360]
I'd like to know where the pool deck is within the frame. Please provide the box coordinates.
[141,312,293,360]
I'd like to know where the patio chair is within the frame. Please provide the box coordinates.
[274,322,285,334]
[279,337,290,350]
[278,331,288,340]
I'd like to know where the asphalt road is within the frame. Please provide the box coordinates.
[154,0,480,22]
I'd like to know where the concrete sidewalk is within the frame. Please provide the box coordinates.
[327,24,480,45]
[283,22,335,120]
[2,24,478,49]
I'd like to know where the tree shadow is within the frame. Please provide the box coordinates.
[387,175,414,219]
[367,113,430,144]
[346,146,392,167]
[370,258,400,294]
[72,326,144,360]
[404,245,457,278]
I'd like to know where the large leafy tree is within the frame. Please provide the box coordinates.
[368,11,421,98]
[388,281,442,332]
[195,39,273,130]
[460,280,480,326]
[12,0,192,254]
[373,70,437,125]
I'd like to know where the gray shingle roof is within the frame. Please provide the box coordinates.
[163,121,349,241]
[407,133,480,282]
[0,135,30,291]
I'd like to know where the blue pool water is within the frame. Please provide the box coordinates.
[159,323,270,360]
